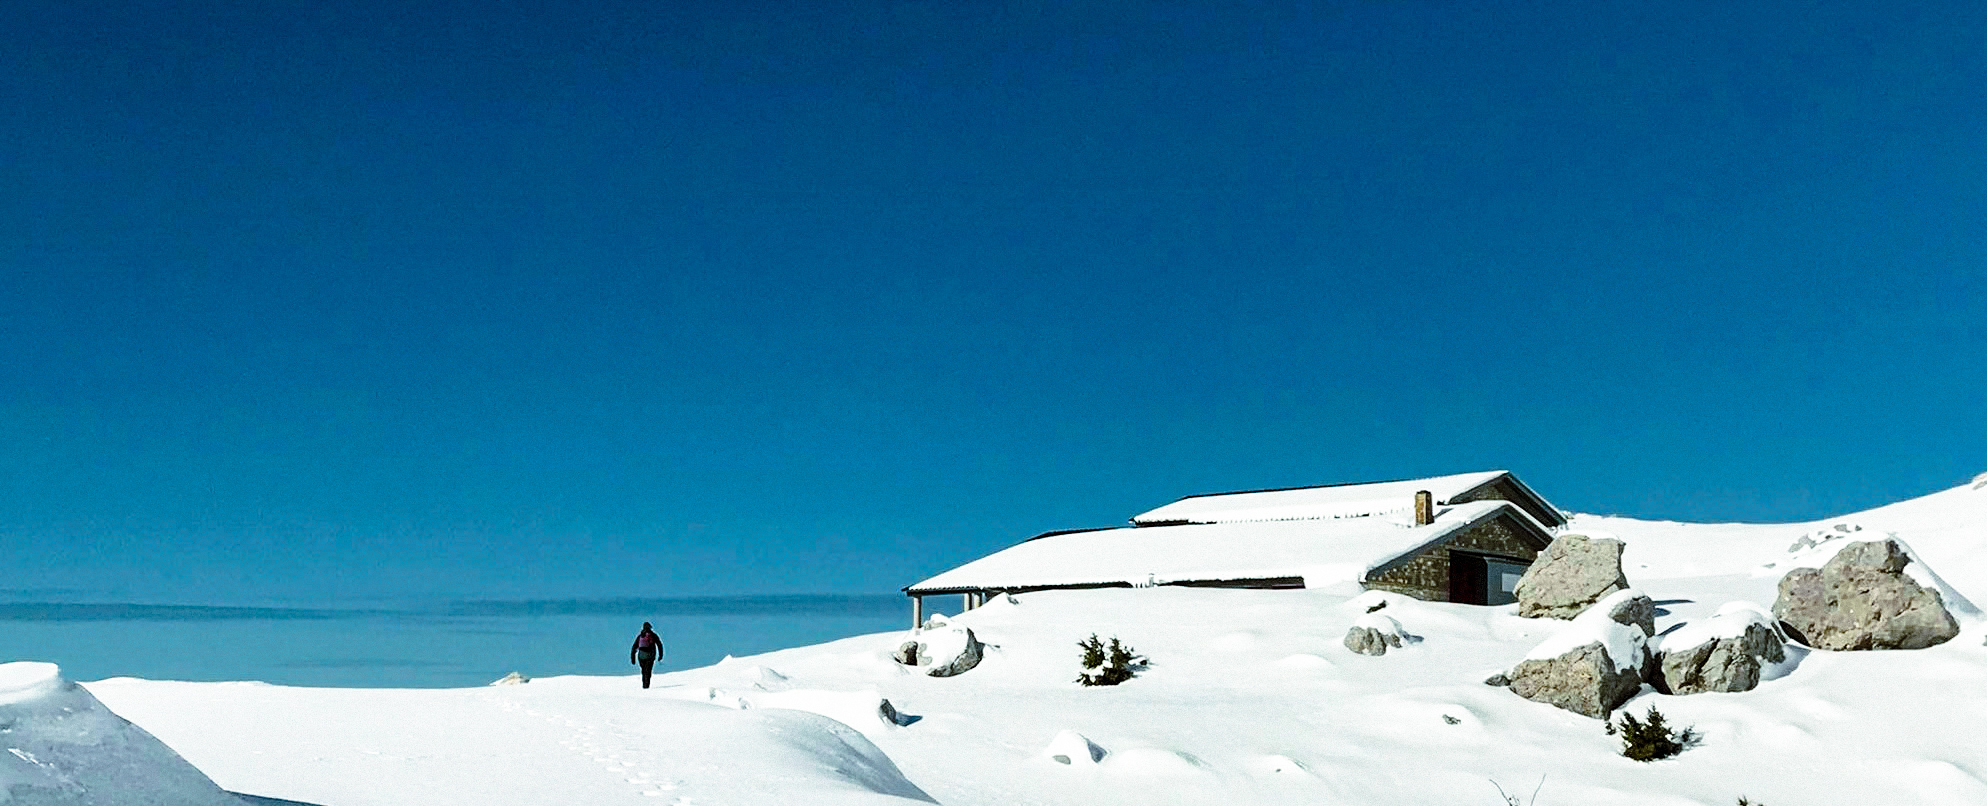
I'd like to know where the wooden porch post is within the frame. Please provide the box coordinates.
[912,595,924,628]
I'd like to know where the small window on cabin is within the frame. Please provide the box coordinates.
[1484,559,1529,606]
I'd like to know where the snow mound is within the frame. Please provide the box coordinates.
[1248,754,1316,778]
[742,708,937,803]
[0,662,242,806]
[1343,583,1390,603]
[751,689,910,739]
[1522,589,1649,672]
[1271,653,1333,670]
[744,665,792,691]
[1043,730,1104,766]
[674,685,912,740]
[1100,746,1211,778]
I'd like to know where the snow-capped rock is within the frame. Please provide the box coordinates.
[1505,589,1655,718]
[1655,602,1788,695]
[893,626,985,677]
[1774,538,1962,650]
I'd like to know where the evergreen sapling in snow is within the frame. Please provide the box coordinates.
[1606,705,1699,761]
[1075,634,1143,686]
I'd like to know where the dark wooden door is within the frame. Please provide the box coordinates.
[1448,551,1488,604]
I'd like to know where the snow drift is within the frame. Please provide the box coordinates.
[0,661,244,806]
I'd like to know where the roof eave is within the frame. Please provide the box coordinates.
[1448,471,1567,528]
[1362,502,1542,580]
[906,574,1306,597]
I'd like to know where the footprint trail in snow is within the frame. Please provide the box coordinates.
[488,691,690,803]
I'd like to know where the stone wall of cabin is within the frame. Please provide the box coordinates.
[1363,515,1543,601]
[1449,477,1518,507]
[1450,477,1560,528]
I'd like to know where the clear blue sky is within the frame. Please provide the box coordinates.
[4,1,1983,603]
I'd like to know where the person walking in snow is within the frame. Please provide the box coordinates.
[630,622,664,689]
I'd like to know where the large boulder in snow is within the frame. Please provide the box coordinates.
[1773,538,1960,650]
[1343,613,1411,656]
[1506,590,1655,718]
[1656,602,1787,695]
[1514,534,1631,620]
[0,661,245,806]
[893,626,985,677]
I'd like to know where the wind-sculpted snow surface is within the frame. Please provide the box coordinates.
[0,662,243,806]
[58,477,1987,806]
[86,675,933,806]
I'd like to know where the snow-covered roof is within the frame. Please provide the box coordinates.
[907,500,1528,595]
[1131,470,1519,526]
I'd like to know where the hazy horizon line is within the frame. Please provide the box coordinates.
[0,593,908,622]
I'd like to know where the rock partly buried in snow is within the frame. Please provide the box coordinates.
[1514,533,1631,620]
[927,629,984,677]
[489,671,530,685]
[0,662,245,806]
[1656,602,1787,695]
[1043,729,1105,766]
[1506,589,1655,718]
[877,698,914,727]
[1343,612,1411,656]
[1773,538,1961,650]
[1343,627,1399,657]
[893,626,985,677]
[1606,588,1658,637]
[749,688,915,737]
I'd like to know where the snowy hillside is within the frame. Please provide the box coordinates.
[48,478,1987,805]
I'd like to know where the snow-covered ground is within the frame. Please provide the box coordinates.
[18,477,1987,805]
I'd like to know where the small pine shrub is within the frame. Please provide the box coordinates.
[1075,633,1143,686]
[1608,705,1699,761]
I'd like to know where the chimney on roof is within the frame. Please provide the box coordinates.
[1414,490,1433,526]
